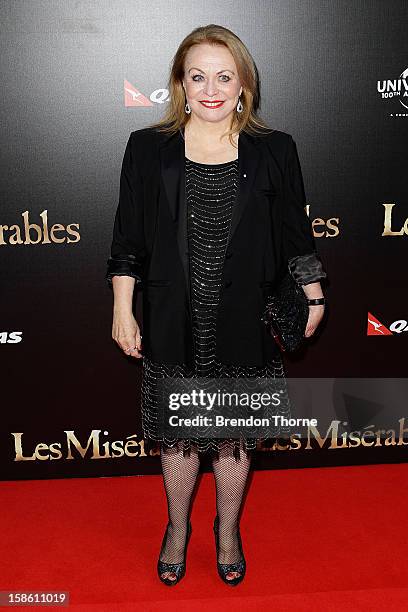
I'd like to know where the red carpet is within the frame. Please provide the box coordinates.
[1,463,408,611]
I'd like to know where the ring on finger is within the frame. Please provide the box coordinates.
[125,346,137,353]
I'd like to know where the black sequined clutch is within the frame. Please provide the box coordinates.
[261,272,309,352]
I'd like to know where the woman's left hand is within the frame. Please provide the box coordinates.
[304,305,325,338]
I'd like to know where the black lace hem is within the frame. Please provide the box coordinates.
[143,434,286,462]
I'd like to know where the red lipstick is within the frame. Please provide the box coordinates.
[199,100,225,108]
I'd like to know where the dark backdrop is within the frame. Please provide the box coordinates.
[1,0,407,479]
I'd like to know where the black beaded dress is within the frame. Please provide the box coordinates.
[141,155,292,461]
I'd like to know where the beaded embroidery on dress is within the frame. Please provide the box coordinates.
[141,156,291,461]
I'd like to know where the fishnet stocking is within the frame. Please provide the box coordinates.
[159,442,200,579]
[212,440,252,566]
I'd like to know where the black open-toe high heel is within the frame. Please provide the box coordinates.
[157,520,192,586]
[213,515,246,586]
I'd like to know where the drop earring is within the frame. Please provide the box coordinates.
[185,102,191,114]
[236,97,243,113]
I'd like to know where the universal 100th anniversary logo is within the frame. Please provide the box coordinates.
[10,419,408,461]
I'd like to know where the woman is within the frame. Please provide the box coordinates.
[106,24,327,586]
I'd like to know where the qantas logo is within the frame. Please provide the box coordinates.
[367,313,393,335]
[124,79,169,107]
[124,79,153,107]
[367,312,408,335]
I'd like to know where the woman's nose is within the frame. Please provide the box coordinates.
[203,79,219,97]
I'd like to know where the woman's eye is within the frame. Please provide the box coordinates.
[191,74,231,82]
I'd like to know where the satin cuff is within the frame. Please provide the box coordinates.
[288,251,327,286]
[106,254,143,288]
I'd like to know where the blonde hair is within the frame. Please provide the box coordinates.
[148,24,274,145]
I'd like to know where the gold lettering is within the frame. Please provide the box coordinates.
[22,210,42,244]
[66,223,80,242]
[111,440,125,457]
[306,421,345,449]
[397,417,408,445]
[49,442,63,459]
[288,433,302,449]
[382,203,406,236]
[125,435,140,457]
[361,427,375,446]
[373,429,385,446]
[348,431,361,447]
[40,210,51,244]
[50,223,66,243]
[312,218,326,237]
[384,429,396,445]
[8,224,23,245]
[0,210,81,246]
[0,224,8,245]
[35,442,51,460]
[65,430,102,459]
[12,432,36,461]
[325,218,340,237]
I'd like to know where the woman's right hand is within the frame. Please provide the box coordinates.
[112,309,143,359]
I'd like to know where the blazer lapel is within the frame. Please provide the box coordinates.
[159,127,262,309]
[160,129,190,308]
[228,130,262,247]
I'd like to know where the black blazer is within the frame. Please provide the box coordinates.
[106,126,327,366]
